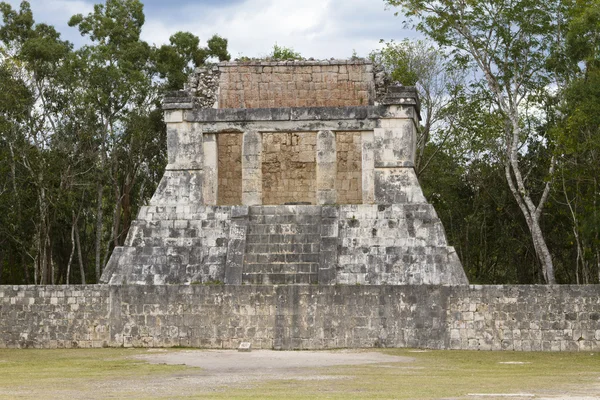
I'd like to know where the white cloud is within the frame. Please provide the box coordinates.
[140,0,417,59]
[3,0,419,58]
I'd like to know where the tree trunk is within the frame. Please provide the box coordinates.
[75,219,86,284]
[66,212,76,285]
[112,181,122,248]
[505,159,556,284]
[95,180,104,282]
[502,108,556,284]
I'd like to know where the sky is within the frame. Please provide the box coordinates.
[4,0,420,59]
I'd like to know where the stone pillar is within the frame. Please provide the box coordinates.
[203,133,218,206]
[373,86,426,204]
[318,206,339,285]
[151,108,204,205]
[165,111,203,171]
[224,206,249,285]
[361,131,375,204]
[242,130,262,205]
[316,130,337,205]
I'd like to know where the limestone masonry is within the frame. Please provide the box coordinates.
[1,285,599,351]
[100,60,468,286]
[3,61,597,352]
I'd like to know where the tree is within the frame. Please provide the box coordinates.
[155,32,230,90]
[385,0,566,283]
[69,0,154,281]
[0,0,230,285]
[370,39,467,176]
[549,0,600,283]
[0,0,74,284]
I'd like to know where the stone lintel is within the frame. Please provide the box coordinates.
[186,105,392,123]
[198,120,379,134]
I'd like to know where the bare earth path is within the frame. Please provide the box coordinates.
[139,348,413,371]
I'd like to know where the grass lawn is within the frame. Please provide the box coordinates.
[0,348,598,399]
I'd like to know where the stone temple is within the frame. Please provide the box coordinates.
[101,60,468,287]
[4,61,600,352]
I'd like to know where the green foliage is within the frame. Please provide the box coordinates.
[155,32,230,90]
[270,43,303,60]
[384,0,570,283]
[545,0,600,283]
[370,39,420,85]
[0,0,227,284]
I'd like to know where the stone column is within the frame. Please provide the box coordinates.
[224,206,249,285]
[316,130,337,205]
[373,86,426,204]
[242,130,262,205]
[165,111,203,171]
[203,133,218,206]
[151,106,204,205]
[361,131,375,204]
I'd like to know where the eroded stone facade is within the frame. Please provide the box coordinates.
[186,60,375,109]
[2,285,599,351]
[262,132,317,205]
[217,133,243,205]
[335,131,363,204]
[101,60,468,287]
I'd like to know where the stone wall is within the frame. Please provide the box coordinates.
[0,285,110,348]
[217,133,243,205]
[262,132,317,205]
[447,285,600,351]
[103,203,466,287]
[335,132,363,204]
[336,204,465,285]
[2,284,599,351]
[216,61,375,109]
[102,206,232,285]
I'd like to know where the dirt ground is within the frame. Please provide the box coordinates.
[127,349,414,397]
[139,348,413,371]
[1,349,599,399]
[135,349,600,400]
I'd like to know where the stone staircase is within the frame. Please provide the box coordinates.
[243,206,322,284]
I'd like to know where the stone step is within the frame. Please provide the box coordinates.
[245,243,319,253]
[248,215,321,224]
[245,234,321,245]
[245,252,320,264]
[244,263,318,274]
[242,273,318,285]
[247,223,321,235]
[245,243,318,253]
[242,206,323,284]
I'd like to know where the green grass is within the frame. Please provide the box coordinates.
[0,348,189,399]
[205,349,600,400]
[0,348,598,399]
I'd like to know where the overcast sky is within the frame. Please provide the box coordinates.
[4,0,420,59]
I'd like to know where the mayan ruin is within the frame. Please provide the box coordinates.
[100,60,468,287]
